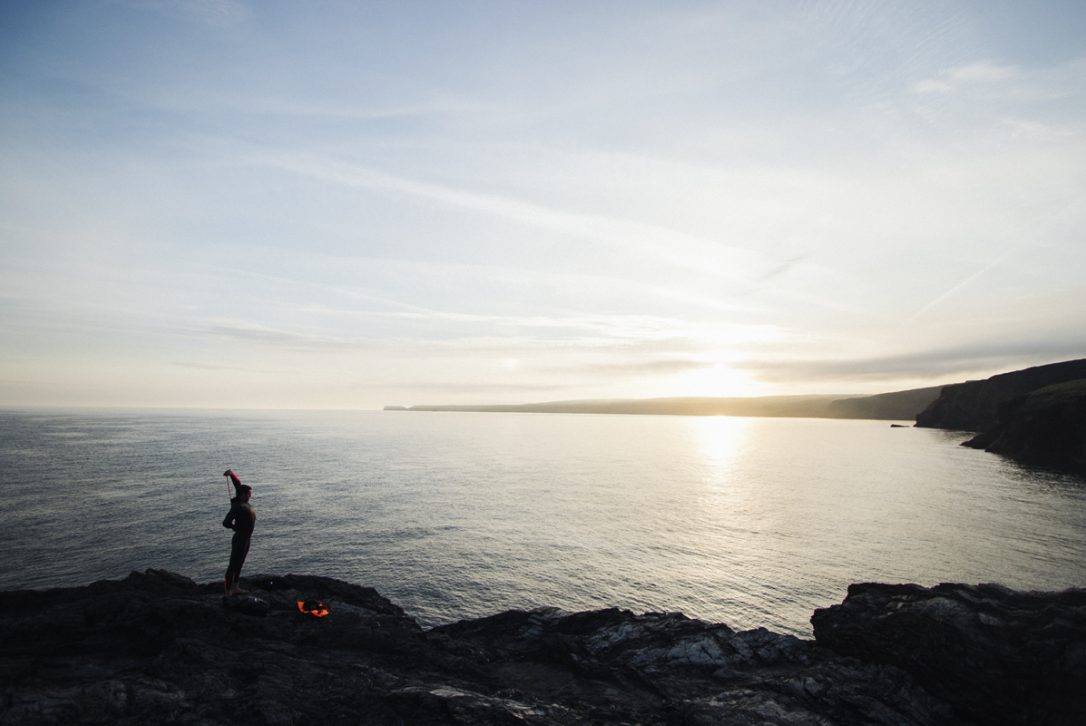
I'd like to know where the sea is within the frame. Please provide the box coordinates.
[1,408,1084,637]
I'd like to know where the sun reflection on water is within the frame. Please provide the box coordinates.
[688,416,750,469]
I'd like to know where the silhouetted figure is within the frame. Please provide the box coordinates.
[222,469,256,595]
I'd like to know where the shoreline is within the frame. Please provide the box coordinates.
[3,570,1084,724]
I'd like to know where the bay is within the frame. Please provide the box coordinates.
[1,408,1084,637]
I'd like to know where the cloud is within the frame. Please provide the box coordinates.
[248,151,761,283]
[200,318,709,363]
[949,61,1020,83]
[913,60,1021,95]
[135,0,251,27]
[170,360,292,374]
[302,302,770,343]
[272,254,759,319]
[204,321,365,351]
[557,359,713,376]
[912,79,955,95]
[349,381,560,394]
[740,338,1086,384]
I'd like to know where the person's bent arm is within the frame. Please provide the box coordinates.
[223,508,236,529]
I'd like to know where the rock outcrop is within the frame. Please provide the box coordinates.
[3,570,1085,724]
[914,358,1086,432]
[812,582,1086,726]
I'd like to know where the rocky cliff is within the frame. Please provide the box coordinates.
[962,380,1086,477]
[914,359,1086,476]
[3,570,1084,725]
[914,358,1086,432]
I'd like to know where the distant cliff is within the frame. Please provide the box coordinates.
[3,570,1085,724]
[825,386,942,421]
[391,395,846,417]
[386,387,940,421]
[915,358,1086,431]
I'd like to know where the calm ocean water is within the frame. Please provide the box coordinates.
[1,408,1084,636]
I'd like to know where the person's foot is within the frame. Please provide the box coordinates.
[228,588,246,595]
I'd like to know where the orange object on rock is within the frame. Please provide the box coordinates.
[296,599,330,617]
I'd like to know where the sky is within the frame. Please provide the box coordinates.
[1,0,1085,409]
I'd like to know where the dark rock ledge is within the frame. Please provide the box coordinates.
[2,571,1084,725]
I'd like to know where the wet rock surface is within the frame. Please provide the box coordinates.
[2,570,1084,724]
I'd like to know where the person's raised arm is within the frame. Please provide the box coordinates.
[224,469,242,495]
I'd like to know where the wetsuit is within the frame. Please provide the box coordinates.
[223,471,256,591]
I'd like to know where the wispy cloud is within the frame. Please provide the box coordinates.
[204,321,366,351]
[912,78,955,95]
[554,358,713,376]
[169,360,292,374]
[949,61,1020,83]
[247,151,762,282]
[740,338,1086,384]
[238,254,762,319]
[350,380,562,395]
[301,302,780,344]
[131,0,251,27]
[913,60,1022,95]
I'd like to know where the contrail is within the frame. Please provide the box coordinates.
[249,150,760,284]
[905,192,1084,324]
[905,245,1020,323]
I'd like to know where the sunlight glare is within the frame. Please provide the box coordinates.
[689,415,750,468]
[666,363,765,398]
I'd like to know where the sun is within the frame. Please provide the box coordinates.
[663,362,765,398]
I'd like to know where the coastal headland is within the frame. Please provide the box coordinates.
[388,357,1086,477]
[2,570,1084,725]
[385,387,942,421]
[916,358,1086,477]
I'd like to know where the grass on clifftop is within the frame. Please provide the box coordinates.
[1031,378,1086,398]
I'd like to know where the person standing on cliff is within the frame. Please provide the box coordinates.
[222,469,256,596]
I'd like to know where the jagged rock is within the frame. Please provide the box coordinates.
[2,570,1084,724]
[222,594,270,616]
[812,582,1086,725]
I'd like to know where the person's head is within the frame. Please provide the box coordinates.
[237,484,253,502]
